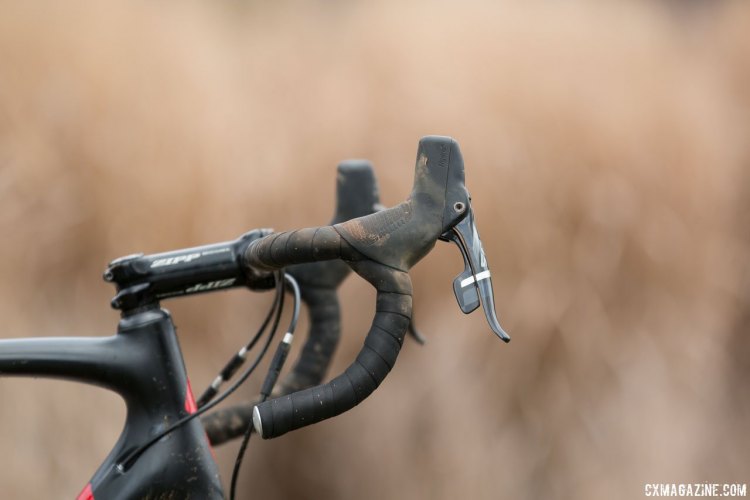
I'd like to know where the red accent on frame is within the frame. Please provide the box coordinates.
[185,379,217,461]
[184,378,198,414]
[76,483,94,500]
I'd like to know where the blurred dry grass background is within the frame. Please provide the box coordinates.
[1,0,749,498]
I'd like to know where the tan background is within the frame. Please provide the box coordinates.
[0,1,748,498]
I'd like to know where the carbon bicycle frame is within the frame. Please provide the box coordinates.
[0,233,272,499]
[0,307,224,499]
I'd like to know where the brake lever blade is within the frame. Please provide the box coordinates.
[440,205,510,342]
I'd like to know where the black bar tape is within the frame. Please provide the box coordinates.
[244,136,471,438]
[253,303,409,437]
[202,270,346,445]
[276,287,340,394]
[246,226,347,271]
[205,138,472,444]
[246,229,414,439]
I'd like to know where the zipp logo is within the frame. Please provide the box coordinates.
[150,253,201,268]
[185,278,237,293]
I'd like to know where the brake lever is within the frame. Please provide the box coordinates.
[439,199,510,342]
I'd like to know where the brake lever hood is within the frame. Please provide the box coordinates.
[334,136,509,342]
